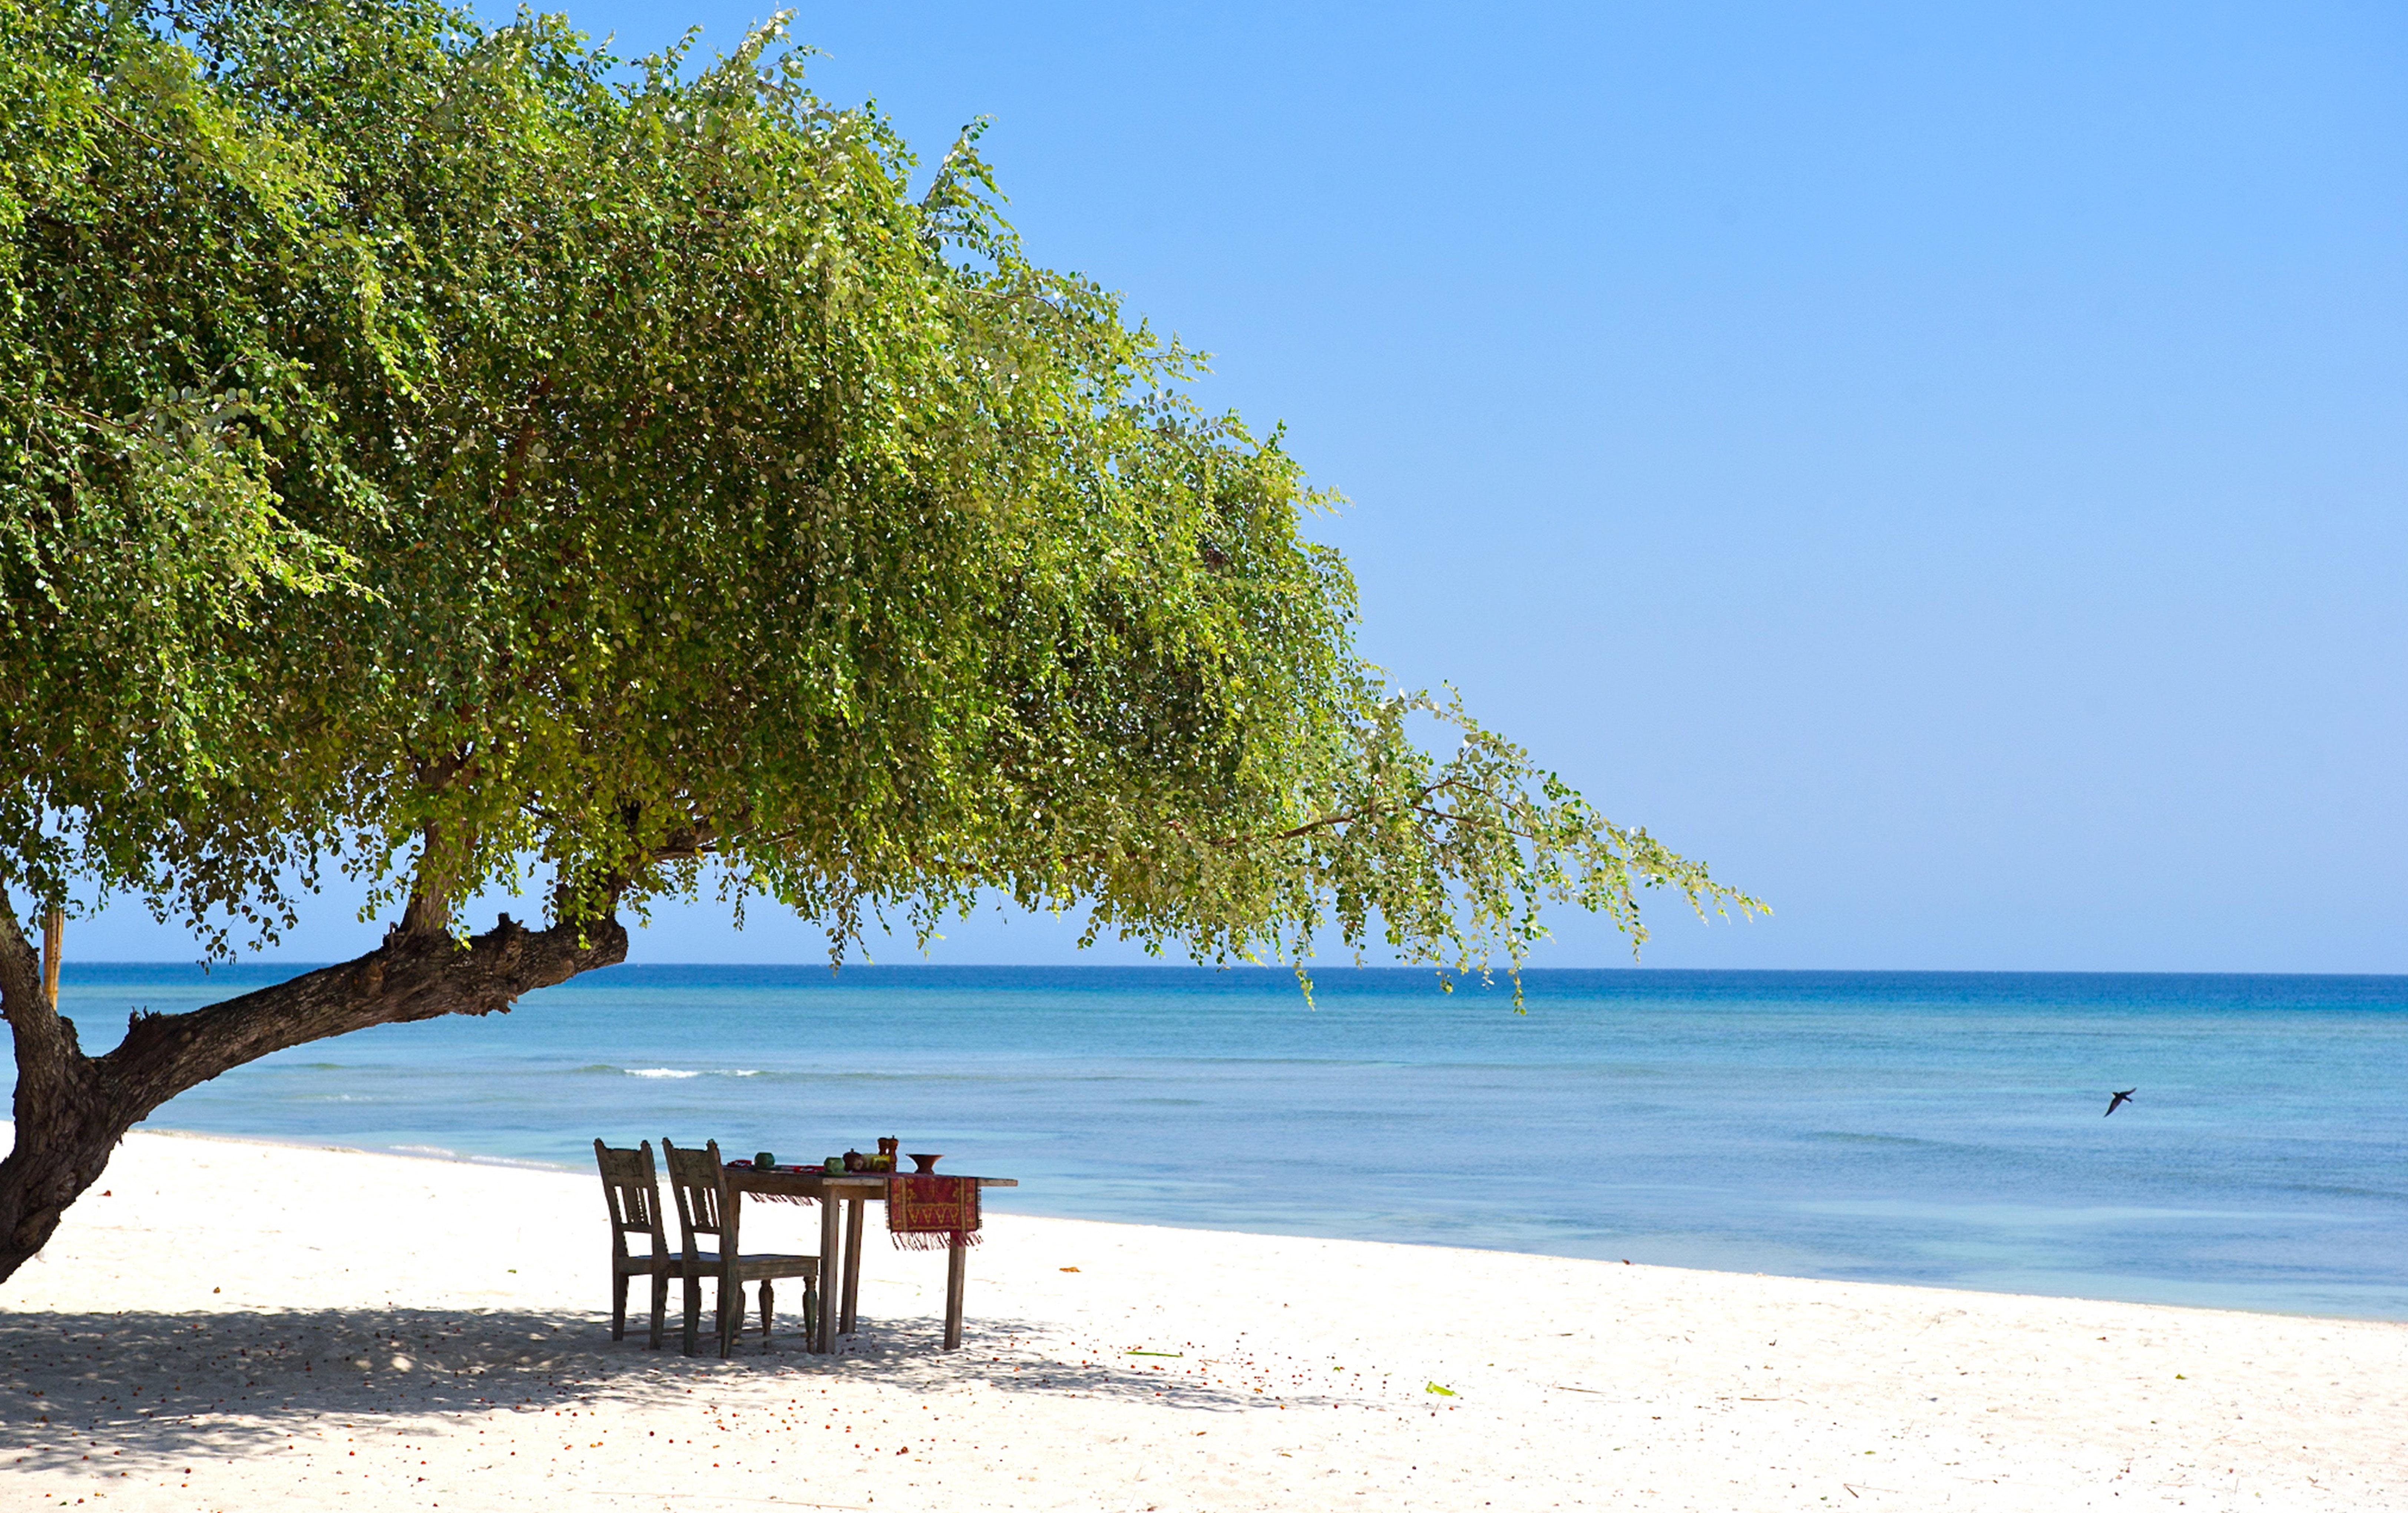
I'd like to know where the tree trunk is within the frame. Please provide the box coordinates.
[0,899,627,1286]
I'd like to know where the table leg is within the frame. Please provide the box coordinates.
[943,1238,967,1352]
[816,1196,841,1353]
[840,1196,865,1334]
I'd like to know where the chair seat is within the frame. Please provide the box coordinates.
[690,1251,820,1281]
[620,1251,818,1271]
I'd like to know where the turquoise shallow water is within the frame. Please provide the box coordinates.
[16,965,2408,1318]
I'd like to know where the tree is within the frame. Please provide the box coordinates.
[0,0,1756,1283]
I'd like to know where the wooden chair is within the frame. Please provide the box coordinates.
[593,1139,679,1348]
[660,1138,821,1358]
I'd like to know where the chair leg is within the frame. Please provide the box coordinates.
[681,1272,701,1357]
[759,1277,775,1341]
[716,1277,737,1360]
[648,1271,668,1350]
[805,1274,821,1344]
[611,1272,629,1341]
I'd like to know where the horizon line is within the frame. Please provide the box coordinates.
[47,960,2408,981]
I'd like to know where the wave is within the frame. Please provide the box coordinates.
[1806,1130,1962,1151]
[620,1067,762,1080]
[2278,1181,2408,1205]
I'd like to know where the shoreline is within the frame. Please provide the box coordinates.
[2,1127,2402,1510]
[72,1123,2408,1327]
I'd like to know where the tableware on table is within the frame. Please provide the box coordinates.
[754,1151,776,1170]
[908,1152,942,1173]
[844,1148,865,1173]
[823,1156,844,1174]
[877,1137,900,1170]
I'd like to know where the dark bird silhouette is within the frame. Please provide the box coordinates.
[2105,1088,2137,1117]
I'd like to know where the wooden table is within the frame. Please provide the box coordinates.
[722,1168,1017,1353]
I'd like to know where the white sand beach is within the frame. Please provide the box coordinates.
[2,1127,2402,1511]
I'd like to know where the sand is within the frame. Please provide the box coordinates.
[0,1127,2401,1511]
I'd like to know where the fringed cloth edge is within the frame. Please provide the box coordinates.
[724,1163,816,1205]
[892,1229,980,1251]
[889,1175,980,1250]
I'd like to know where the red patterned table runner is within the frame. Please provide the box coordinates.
[887,1175,980,1249]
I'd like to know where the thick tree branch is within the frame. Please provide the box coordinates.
[106,910,628,1101]
[0,900,628,1285]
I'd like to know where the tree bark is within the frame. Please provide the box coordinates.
[0,897,627,1286]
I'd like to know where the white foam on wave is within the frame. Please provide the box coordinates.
[626,1068,702,1079]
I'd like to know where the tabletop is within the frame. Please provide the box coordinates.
[725,1165,1018,1198]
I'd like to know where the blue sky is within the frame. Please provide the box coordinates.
[83,1,2408,970]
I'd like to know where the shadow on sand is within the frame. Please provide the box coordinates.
[0,1301,1326,1474]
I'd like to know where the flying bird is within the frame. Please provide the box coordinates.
[2105,1088,2137,1117]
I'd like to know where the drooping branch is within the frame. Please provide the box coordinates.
[1203,778,1487,849]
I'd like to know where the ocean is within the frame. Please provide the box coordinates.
[19,964,2408,1319]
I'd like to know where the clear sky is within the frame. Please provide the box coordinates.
[80,1,2408,970]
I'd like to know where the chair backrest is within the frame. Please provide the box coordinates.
[594,1139,668,1262]
[661,1138,738,1259]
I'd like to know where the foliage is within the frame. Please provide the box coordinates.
[0,0,1757,988]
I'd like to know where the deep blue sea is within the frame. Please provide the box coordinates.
[16,965,2408,1319]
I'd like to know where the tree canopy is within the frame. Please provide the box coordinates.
[0,0,1754,1279]
[3,0,1749,975]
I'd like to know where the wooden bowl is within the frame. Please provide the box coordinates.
[907,1153,942,1174]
